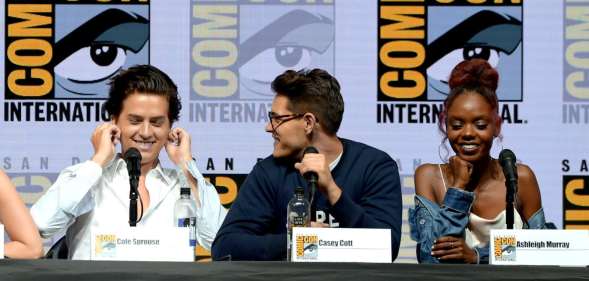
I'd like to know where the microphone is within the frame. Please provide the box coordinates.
[303,146,319,220]
[124,148,142,227]
[499,149,518,229]
[125,147,142,177]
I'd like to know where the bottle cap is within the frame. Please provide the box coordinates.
[294,186,305,195]
[180,187,191,195]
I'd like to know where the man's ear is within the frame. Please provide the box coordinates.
[303,113,317,134]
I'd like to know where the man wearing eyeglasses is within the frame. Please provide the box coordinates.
[212,69,402,261]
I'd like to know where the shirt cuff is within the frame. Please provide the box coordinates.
[175,160,198,201]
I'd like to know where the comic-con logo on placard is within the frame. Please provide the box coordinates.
[95,234,117,258]
[562,175,589,230]
[563,0,589,124]
[296,234,318,260]
[493,235,516,262]
[377,0,524,124]
[4,0,149,122]
[189,0,335,124]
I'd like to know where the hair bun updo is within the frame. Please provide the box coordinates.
[448,58,499,92]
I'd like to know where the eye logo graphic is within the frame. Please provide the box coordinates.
[4,1,150,122]
[377,1,523,124]
[238,9,334,99]
[378,4,522,102]
[54,7,149,99]
[190,1,335,101]
[426,8,522,101]
[5,1,150,100]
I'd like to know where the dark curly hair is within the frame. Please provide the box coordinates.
[105,64,181,123]
[271,68,344,135]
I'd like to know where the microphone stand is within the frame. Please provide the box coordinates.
[504,172,517,230]
[506,184,514,229]
[125,148,142,227]
[129,173,139,227]
[500,149,518,230]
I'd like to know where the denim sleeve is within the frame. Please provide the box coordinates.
[524,208,548,229]
[409,188,475,264]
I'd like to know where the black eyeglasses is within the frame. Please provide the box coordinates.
[267,112,304,131]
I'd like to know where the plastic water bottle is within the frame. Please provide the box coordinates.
[286,186,310,261]
[174,187,197,248]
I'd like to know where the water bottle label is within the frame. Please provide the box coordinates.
[177,217,197,247]
[177,218,189,227]
[292,216,307,227]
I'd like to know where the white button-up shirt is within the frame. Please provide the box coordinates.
[31,157,227,260]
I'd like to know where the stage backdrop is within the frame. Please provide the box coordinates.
[1,0,588,262]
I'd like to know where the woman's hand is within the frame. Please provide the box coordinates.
[432,236,478,264]
[448,156,473,189]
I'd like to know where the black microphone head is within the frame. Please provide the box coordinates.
[124,147,142,161]
[499,149,516,165]
[303,146,319,155]
[124,147,142,176]
[499,149,518,183]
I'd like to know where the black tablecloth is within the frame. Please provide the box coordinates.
[1,260,588,281]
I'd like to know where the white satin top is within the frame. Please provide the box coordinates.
[438,165,524,248]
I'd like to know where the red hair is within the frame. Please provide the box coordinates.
[448,59,498,92]
[438,59,501,159]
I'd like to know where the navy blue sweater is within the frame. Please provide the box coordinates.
[212,138,402,261]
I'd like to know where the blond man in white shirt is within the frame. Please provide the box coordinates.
[31,65,227,259]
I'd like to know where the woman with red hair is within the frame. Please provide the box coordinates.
[409,59,547,264]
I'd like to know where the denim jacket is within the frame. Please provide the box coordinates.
[408,188,547,264]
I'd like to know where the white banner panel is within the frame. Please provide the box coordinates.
[291,227,392,263]
[90,227,193,262]
[490,229,589,266]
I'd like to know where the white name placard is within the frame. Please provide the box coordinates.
[291,227,391,263]
[490,229,589,266]
[0,224,4,259]
[91,227,193,262]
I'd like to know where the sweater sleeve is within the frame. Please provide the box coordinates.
[329,153,403,261]
[211,164,286,261]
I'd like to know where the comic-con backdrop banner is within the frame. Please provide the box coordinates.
[1,0,587,262]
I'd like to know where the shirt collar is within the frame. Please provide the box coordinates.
[329,151,343,171]
[111,154,173,186]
